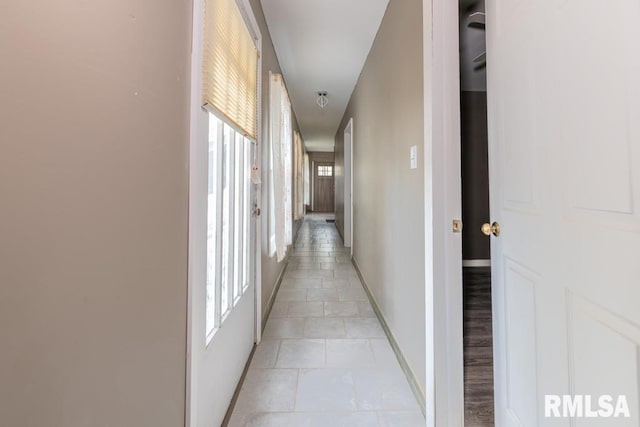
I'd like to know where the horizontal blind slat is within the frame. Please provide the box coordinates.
[203,0,258,139]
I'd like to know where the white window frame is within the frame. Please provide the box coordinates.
[206,113,254,340]
[318,165,333,177]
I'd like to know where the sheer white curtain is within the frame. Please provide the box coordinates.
[269,73,292,262]
[282,98,293,247]
[294,132,304,220]
[303,153,310,205]
[293,132,299,220]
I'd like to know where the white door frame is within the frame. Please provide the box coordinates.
[246,5,263,346]
[252,138,262,344]
[423,0,464,426]
[343,118,354,253]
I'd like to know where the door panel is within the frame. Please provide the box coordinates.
[569,295,640,427]
[314,162,335,212]
[498,48,540,214]
[487,0,640,424]
[503,259,540,425]
[562,1,637,217]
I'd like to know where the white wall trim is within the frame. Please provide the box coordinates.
[186,1,206,424]
[343,118,354,254]
[423,0,464,425]
[261,260,289,328]
[463,259,491,268]
[422,1,435,421]
[352,257,426,416]
[239,0,264,345]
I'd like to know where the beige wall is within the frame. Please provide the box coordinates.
[308,152,335,163]
[0,2,191,426]
[250,0,303,320]
[334,0,426,392]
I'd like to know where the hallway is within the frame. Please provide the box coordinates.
[5,0,640,424]
[228,215,424,426]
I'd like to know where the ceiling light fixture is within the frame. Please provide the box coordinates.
[316,91,328,109]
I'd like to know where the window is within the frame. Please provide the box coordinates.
[205,125,218,337]
[206,114,253,341]
[318,165,333,177]
[202,0,258,342]
[268,73,293,262]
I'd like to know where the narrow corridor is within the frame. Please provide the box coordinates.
[228,214,424,426]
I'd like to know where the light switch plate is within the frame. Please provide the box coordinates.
[410,145,417,169]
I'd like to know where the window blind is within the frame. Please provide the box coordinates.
[203,0,258,139]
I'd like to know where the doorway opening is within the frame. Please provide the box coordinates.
[459,0,494,425]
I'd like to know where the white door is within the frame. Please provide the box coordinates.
[186,0,263,424]
[486,0,640,424]
[187,111,257,427]
[344,118,353,251]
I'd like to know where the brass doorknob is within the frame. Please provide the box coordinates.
[481,221,500,237]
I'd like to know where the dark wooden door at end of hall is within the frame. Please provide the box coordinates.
[313,162,334,213]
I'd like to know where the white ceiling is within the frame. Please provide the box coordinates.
[261,0,390,152]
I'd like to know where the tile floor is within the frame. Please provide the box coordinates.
[229,214,425,427]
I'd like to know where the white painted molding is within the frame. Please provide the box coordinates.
[261,260,289,329]
[352,257,426,417]
[424,0,464,425]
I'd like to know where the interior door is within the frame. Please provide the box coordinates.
[314,162,335,212]
[486,0,640,424]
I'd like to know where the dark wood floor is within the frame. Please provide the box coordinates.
[463,267,495,426]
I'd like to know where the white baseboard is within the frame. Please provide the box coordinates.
[262,260,288,329]
[351,257,426,417]
[462,259,491,267]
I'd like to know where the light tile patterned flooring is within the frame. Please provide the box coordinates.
[229,214,424,427]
